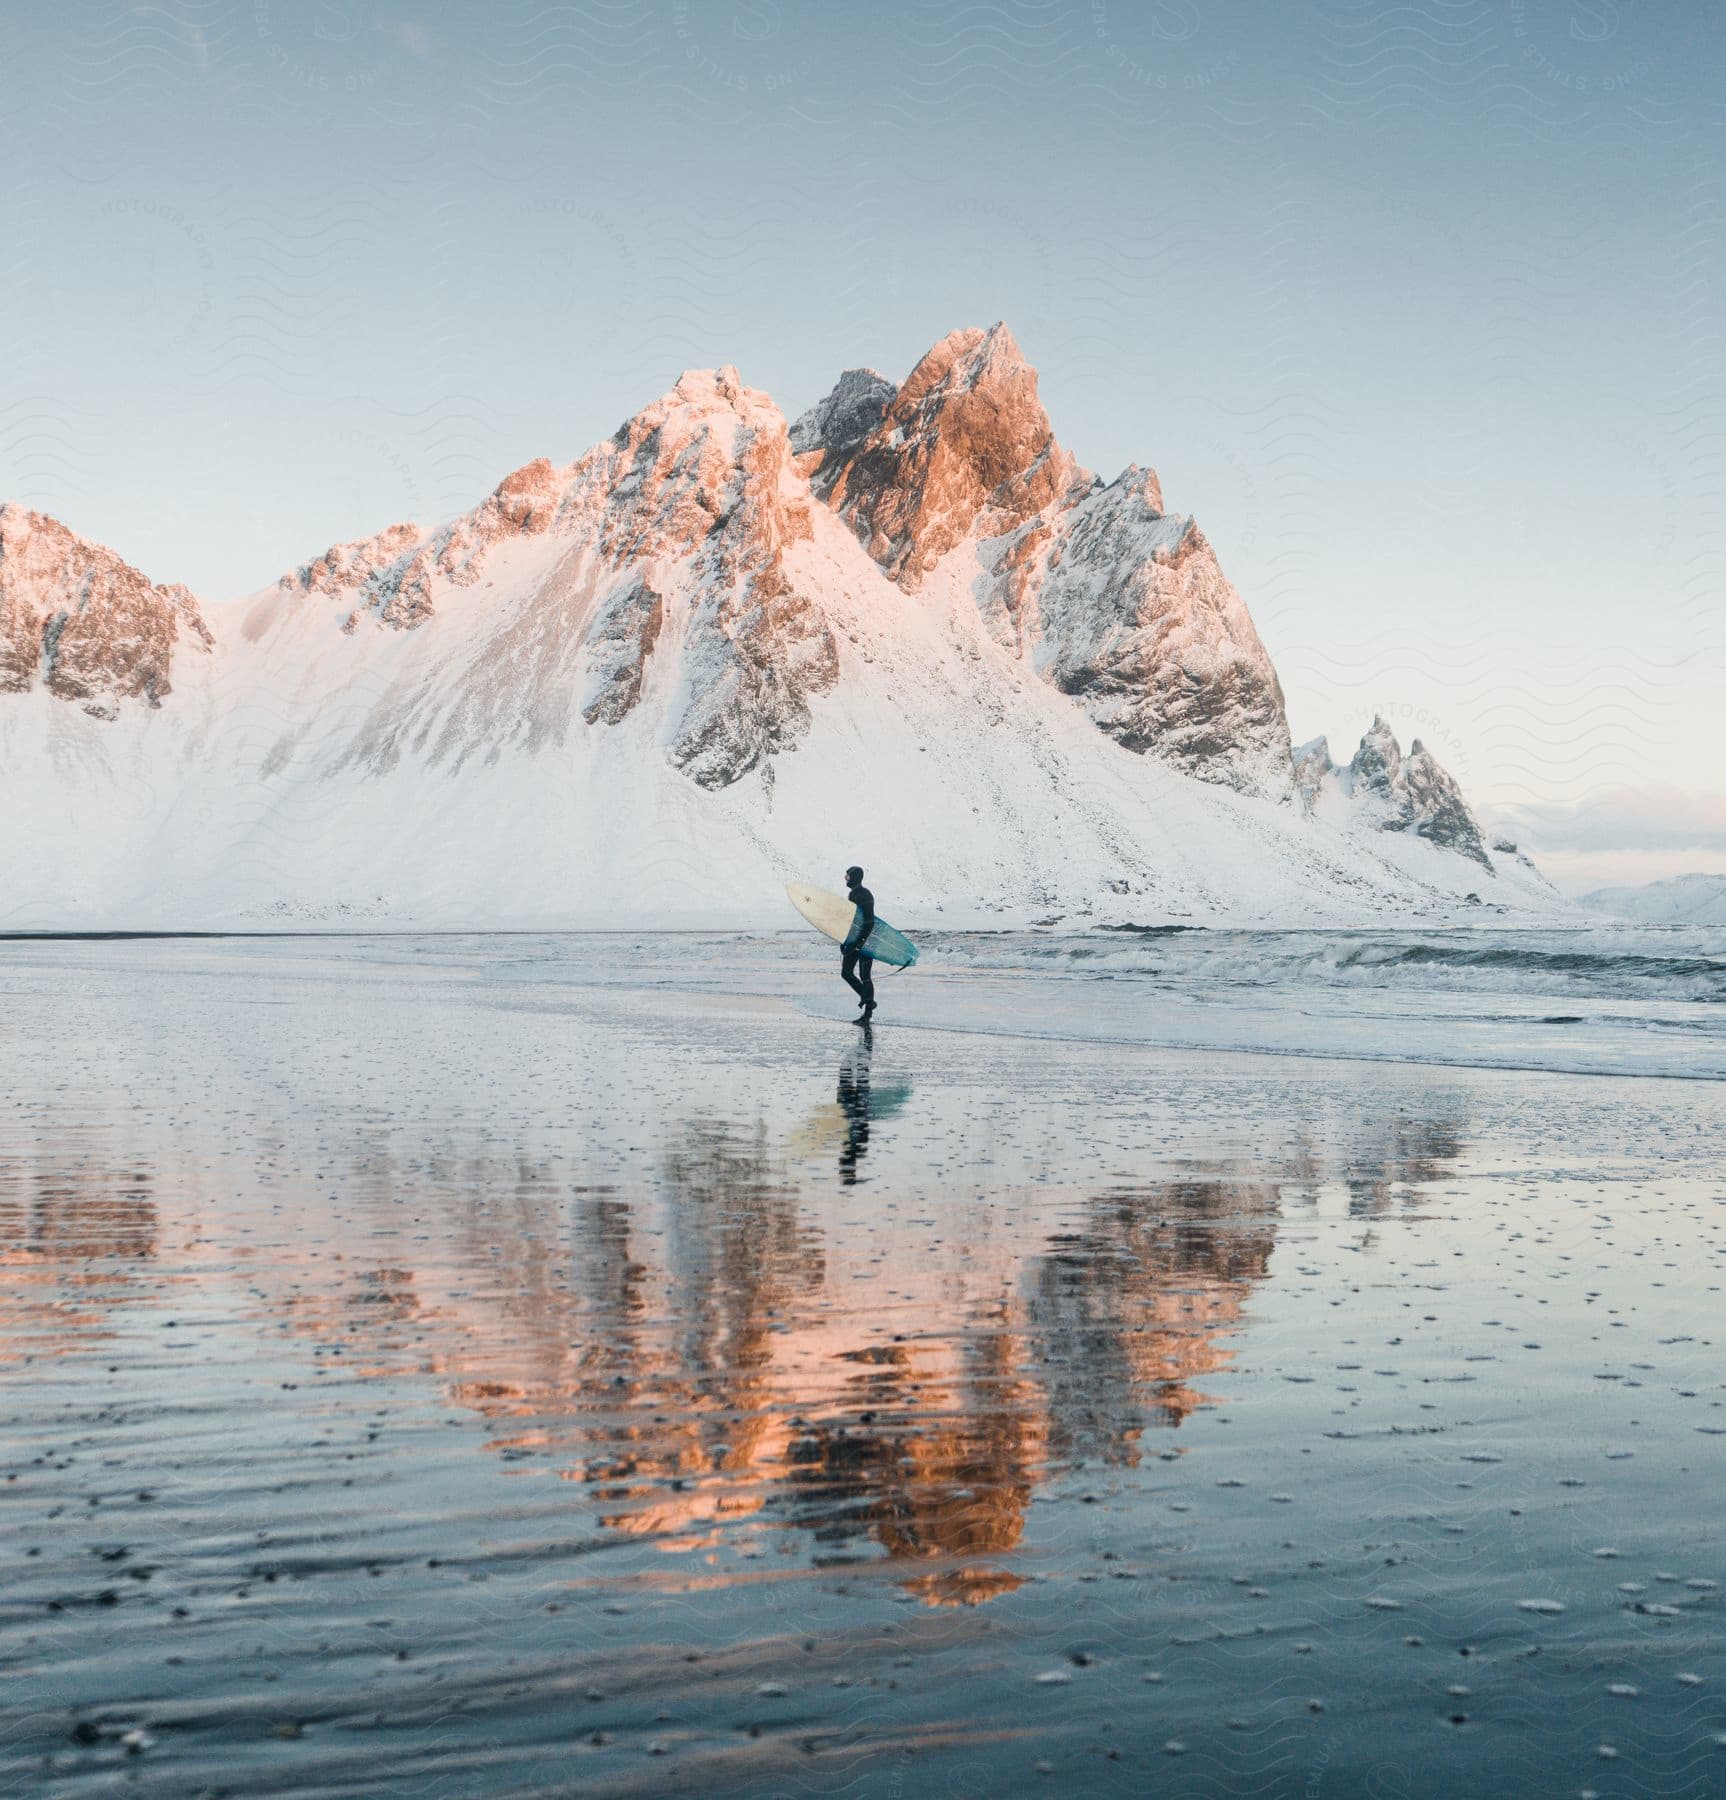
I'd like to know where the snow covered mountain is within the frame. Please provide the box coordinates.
[1578,873,1726,925]
[0,325,1562,930]
[808,327,1291,795]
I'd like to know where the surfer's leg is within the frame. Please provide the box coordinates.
[859,954,876,1009]
[841,947,866,1000]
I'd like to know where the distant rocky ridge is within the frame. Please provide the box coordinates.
[1296,716,1492,869]
[0,324,1534,918]
[0,503,211,719]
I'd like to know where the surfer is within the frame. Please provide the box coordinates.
[840,864,877,1022]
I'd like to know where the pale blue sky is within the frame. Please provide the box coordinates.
[5,1,1723,886]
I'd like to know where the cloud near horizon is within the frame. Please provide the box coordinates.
[1491,787,1726,856]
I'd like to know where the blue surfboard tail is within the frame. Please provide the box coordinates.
[862,920,918,969]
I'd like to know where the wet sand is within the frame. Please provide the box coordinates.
[3,936,1726,1796]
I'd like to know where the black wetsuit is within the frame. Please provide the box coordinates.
[841,882,876,1007]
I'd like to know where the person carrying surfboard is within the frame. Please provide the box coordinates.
[840,865,877,1022]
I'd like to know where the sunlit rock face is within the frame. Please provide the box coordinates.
[0,329,1325,804]
[808,326,1290,796]
[281,458,567,635]
[0,504,211,718]
[618,369,838,789]
[824,324,1086,589]
[1296,715,1491,869]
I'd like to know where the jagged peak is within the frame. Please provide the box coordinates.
[823,321,1081,588]
[0,498,43,540]
[1352,715,1403,782]
[1310,715,1489,867]
[1109,463,1164,514]
[0,501,210,713]
[674,363,743,403]
[0,498,70,540]
[789,367,896,465]
[0,502,199,609]
[893,321,1034,412]
[280,519,425,597]
[285,457,579,602]
[494,455,561,495]
[487,456,568,532]
[630,363,782,430]
[604,364,794,486]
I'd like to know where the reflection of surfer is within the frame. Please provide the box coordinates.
[837,1032,872,1184]
[840,864,877,1023]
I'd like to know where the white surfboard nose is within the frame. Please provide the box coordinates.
[786,881,857,943]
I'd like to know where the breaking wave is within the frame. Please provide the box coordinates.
[916,926,1726,1006]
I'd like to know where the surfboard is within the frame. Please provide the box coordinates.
[785,882,919,968]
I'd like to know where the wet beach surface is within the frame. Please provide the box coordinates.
[3,935,1726,1797]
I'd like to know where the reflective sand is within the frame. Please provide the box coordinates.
[3,935,1724,1796]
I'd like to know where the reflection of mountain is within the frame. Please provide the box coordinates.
[1028,1177,1280,1463]
[1277,1108,1466,1217]
[225,1097,1466,1603]
[581,1120,825,1543]
[0,1156,158,1365]
[784,1317,1043,1606]
[1337,1116,1463,1216]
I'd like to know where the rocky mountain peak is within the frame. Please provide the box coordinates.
[580,365,835,787]
[286,521,425,603]
[1299,717,1489,868]
[1350,713,1403,796]
[1398,740,1488,866]
[590,364,811,569]
[490,456,564,530]
[1116,462,1165,515]
[823,322,1086,589]
[975,459,1292,796]
[0,503,211,717]
[283,455,577,635]
[789,367,896,492]
[1292,735,1332,807]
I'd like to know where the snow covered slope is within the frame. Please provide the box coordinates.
[0,327,1566,930]
[1579,874,1726,925]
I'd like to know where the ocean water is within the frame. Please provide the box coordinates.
[503,922,1726,1079]
[2,932,1724,1796]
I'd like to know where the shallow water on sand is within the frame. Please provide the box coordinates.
[3,936,1726,1797]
